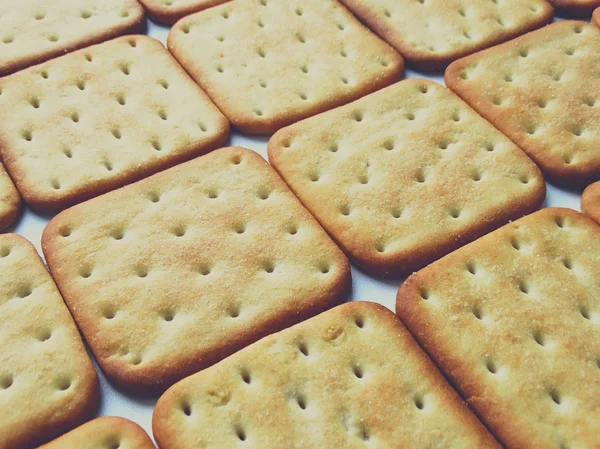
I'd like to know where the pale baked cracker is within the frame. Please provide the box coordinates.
[167,0,404,134]
[153,302,501,449]
[0,234,98,449]
[0,163,20,231]
[396,208,600,449]
[446,21,600,186]
[42,147,351,393]
[137,0,228,24]
[0,0,145,76]
[269,79,545,277]
[582,181,600,225]
[38,417,154,449]
[0,35,229,213]
[338,0,553,71]
[549,0,600,15]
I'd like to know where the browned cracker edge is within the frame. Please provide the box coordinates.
[582,181,600,225]
[338,0,553,72]
[152,301,500,449]
[41,148,351,395]
[593,7,600,27]
[0,5,147,77]
[0,178,21,232]
[139,0,229,25]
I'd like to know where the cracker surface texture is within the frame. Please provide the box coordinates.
[138,0,229,24]
[42,147,350,392]
[397,208,600,449]
[0,164,20,231]
[167,0,404,134]
[0,0,144,76]
[0,234,98,449]
[153,302,501,449]
[582,181,600,225]
[338,0,552,70]
[446,21,600,185]
[549,0,600,15]
[269,79,545,276]
[38,417,154,449]
[0,35,229,213]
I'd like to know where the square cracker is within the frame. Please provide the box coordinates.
[338,0,553,71]
[137,0,228,24]
[42,147,351,393]
[269,79,545,276]
[446,21,600,186]
[0,35,229,214]
[38,417,154,449]
[167,0,404,134]
[396,208,600,449]
[0,164,20,231]
[153,302,501,449]
[0,234,98,449]
[0,0,145,76]
[582,181,600,225]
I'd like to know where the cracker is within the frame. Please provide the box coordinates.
[153,302,501,449]
[38,417,154,449]
[137,0,228,24]
[338,0,553,71]
[396,208,600,449]
[446,21,600,186]
[167,0,404,134]
[269,79,545,276]
[582,181,600,225]
[593,6,600,26]
[0,0,145,76]
[0,163,20,231]
[0,234,98,449]
[550,0,600,15]
[0,35,229,214]
[42,147,350,393]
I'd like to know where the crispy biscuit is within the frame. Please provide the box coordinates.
[582,181,600,225]
[446,21,600,185]
[137,0,229,24]
[167,0,403,134]
[0,234,98,449]
[153,302,501,449]
[0,35,229,213]
[593,6,600,25]
[550,0,600,16]
[338,0,553,71]
[42,147,350,393]
[269,79,545,276]
[0,164,20,231]
[396,208,600,449]
[38,417,154,449]
[0,0,145,76]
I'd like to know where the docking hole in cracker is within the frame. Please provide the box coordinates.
[153,302,501,449]
[42,147,350,393]
[446,21,600,185]
[269,79,545,276]
[167,0,404,134]
[397,208,600,449]
[0,0,145,76]
[338,0,553,71]
[0,35,229,213]
[0,234,98,449]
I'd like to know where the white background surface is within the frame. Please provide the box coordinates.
[12,16,583,446]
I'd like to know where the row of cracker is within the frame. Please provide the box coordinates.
[4,204,598,448]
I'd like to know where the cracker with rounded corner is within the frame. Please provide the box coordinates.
[338,0,553,71]
[0,0,145,76]
[138,0,230,24]
[549,0,600,15]
[0,164,20,231]
[582,181,600,225]
[0,234,98,449]
[446,21,600,186]
[269,79,545,277]
[593,6,600,26]
[396,208,600,449]
[167,0,404,134]
[42,147,351,393]
[153,301,501,449]
[38,417,154,449]
[0,35,229,214]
